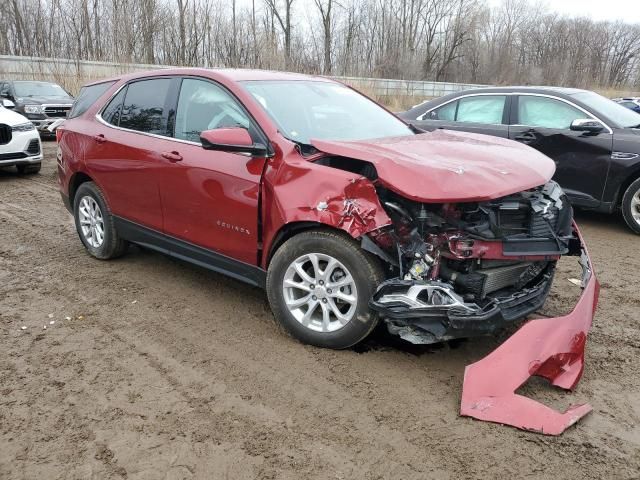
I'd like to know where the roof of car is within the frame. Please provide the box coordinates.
[444,86,590,96]
[85,67,332,87]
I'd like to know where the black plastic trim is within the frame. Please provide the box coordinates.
[113,216,266,288]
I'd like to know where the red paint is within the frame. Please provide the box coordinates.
[200,127,253,147]
[444,236,561,262]
[311,131,556,203]
[460,223,599,435]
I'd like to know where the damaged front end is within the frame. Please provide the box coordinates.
[460,226,598,434]
[367,181,575,345]
[358,179,599,434]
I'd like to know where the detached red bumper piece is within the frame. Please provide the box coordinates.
[460,224,599,435]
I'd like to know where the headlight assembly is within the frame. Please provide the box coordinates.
[24,105,44,114]
[12,122,36,132]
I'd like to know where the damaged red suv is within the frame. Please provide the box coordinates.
[57,69,596,351]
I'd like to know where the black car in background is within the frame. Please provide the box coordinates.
[398,87,640,234]
[0,80,74,135]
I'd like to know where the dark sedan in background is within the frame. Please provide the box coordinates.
[398,87,640,233]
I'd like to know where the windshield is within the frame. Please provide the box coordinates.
[242,80,413,143]
[572,91,640,128]
[14,81,70,98]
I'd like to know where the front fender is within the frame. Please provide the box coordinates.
[261,156,391,269]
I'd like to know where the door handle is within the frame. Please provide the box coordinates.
[161,151,183,162]
[93,134,106,144]
[514,131,537,143]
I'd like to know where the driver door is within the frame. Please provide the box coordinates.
[509,95,613,208]
[158,77,268,265]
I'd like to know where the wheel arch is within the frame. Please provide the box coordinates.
[68,171,95,206]
[265,221,349,269]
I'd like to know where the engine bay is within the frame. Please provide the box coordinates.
[364,179,577,344]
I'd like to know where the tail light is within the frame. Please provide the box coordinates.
[55,127,64,143]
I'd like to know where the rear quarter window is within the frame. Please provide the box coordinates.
[69,81,116,119]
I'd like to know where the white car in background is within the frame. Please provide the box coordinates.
[0,99,42,174]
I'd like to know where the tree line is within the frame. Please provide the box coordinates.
[2,0,640,90]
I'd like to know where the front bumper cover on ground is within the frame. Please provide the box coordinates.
[460,223,599,435]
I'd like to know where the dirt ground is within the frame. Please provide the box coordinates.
[1,141,639,480]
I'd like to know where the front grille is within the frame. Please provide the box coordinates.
[497,208,531,236]
[26,138,40,155]
[0,124,11,145]
[44,106,71,118]
[0,152,27,160]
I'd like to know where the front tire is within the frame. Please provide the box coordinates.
[266,230,384,349]
[73,182,128,259]
[622,178,640,234]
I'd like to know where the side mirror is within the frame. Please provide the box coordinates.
[2,98,15,109]
[200,128,268,157]
[570,118,604,133]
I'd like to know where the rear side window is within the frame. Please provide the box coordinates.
[69,81,115,119]
[428,95,506,124]
[456,96,506,124]
[429,101,457,121]
[119,78,173,135]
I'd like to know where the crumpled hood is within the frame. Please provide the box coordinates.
[311,130,556,203]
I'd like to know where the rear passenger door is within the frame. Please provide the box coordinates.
[90,77,179,231]
[413,94,510,138]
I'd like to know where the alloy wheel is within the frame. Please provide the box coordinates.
[78,196,105,248]
[631,189,640,226]
[282,253,358,333]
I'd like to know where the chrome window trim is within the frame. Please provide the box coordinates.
[418,91,613,134]
[95,76,273,153]
[95,113,201,147]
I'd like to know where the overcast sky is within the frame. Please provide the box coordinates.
[487,0,640,23]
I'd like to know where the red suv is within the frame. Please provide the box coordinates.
[57,69,595,349]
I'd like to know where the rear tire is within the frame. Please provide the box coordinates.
[266,230,384,349]
[73,182,128,259]
[621,178,640,234]
[16,163,41,174]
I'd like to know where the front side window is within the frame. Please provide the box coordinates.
[518,96,586,129]
[119,78,173,135]
[243,80,413,144]
[175,78,251,143]
[69,81,115,119]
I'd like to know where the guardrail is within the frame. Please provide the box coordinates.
[0,55,487,98]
